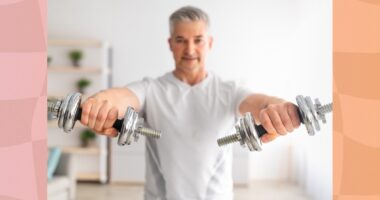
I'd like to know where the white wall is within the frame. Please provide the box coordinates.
[48,0,332,199]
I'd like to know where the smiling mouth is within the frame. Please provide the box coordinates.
[182,57,197,61]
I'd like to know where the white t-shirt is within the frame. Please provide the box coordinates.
[127,71,251,200]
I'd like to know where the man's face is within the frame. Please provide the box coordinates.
[168,20,213,73]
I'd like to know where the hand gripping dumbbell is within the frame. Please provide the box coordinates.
[217,95,332,151]
[48,92,161,146]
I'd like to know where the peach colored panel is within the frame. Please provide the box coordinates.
[333,131,343,196]
[334,53,380,99]
[334,196,380,200]
[334,0,380,199]
[338,94,380,147]
[334,0,380,53]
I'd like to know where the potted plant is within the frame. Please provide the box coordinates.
[76,78,91,93]
[68,49,83,67]
[47,56,52,66]
[80,129,96,147]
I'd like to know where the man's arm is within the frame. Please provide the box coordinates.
[238,93,301,143]
[80,87,140,137]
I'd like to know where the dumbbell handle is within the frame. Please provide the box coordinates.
[253,109,304,138]
[76,108,124,132]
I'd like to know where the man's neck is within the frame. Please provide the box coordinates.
[173,68,208,86]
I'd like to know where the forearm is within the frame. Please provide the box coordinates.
[87,87,140,117]
[239,93,285,123]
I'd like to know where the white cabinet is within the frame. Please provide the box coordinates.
[47,39,112,183]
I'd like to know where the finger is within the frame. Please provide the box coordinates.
[287,103,301,128]
[259,111,277,134]
[88,102,102,129]
[267,107,287,135]
[94,100,112,132]
[278,105,294,132]
[103,107,118,129]
[80,98,95,126]
[104,128,118,137]
[261,132,278,143]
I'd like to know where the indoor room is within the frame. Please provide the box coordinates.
[46,1,332,200]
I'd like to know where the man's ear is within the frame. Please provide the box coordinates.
[168,37,173,51]
[208,36,214,49]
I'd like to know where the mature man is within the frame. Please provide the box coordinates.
[80,6,300,200]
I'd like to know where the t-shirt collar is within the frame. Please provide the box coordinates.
[167,71,212,89]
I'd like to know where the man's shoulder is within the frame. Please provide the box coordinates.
[132,72,171,84]
[209,71,238,88]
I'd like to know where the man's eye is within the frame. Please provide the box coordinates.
[195,39,203,44]
[175,39,184,43]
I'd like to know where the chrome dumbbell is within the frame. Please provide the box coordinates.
[217,95,332,151]
[48,92,161,146]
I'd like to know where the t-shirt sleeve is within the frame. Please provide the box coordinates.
[125,77,152,113]
[232,83,252,117]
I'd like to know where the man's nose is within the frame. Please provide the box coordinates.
[185,41,195,54]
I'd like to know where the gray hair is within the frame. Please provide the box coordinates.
[169,6,210,35]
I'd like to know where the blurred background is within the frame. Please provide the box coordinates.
[47,0,332,200]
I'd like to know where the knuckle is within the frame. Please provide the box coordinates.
[102,99,110,106]
[266,104,277,111]
[259,109,268,118]
[286,121,294,129]
[272,118,282,127]
[261,120,273,130]
[273,121,286,134]
[283,119,293,129]
[89,112,97,121]
[85,97,96,104]
[286,120,294,128]
[94,127,103,133]
[81,107,90,115]
[287,103,298,114]
[276,126,287,134]
[110,129,118,137]
[108,114,117,122]
[261,120,276,133]
[96,113,107,122]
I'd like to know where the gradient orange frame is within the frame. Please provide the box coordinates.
[334,0,380,199]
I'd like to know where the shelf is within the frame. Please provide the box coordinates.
[61,146,101,155]
[48,39,104,48]
[48,66,106,74]
[48,120,57,127]
[48,93,90,99]
[48,38,111,183]
[77,172,101,181]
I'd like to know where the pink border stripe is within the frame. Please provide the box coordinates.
[0,0,47,200]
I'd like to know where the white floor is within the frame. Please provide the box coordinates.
[76,181,311,200]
